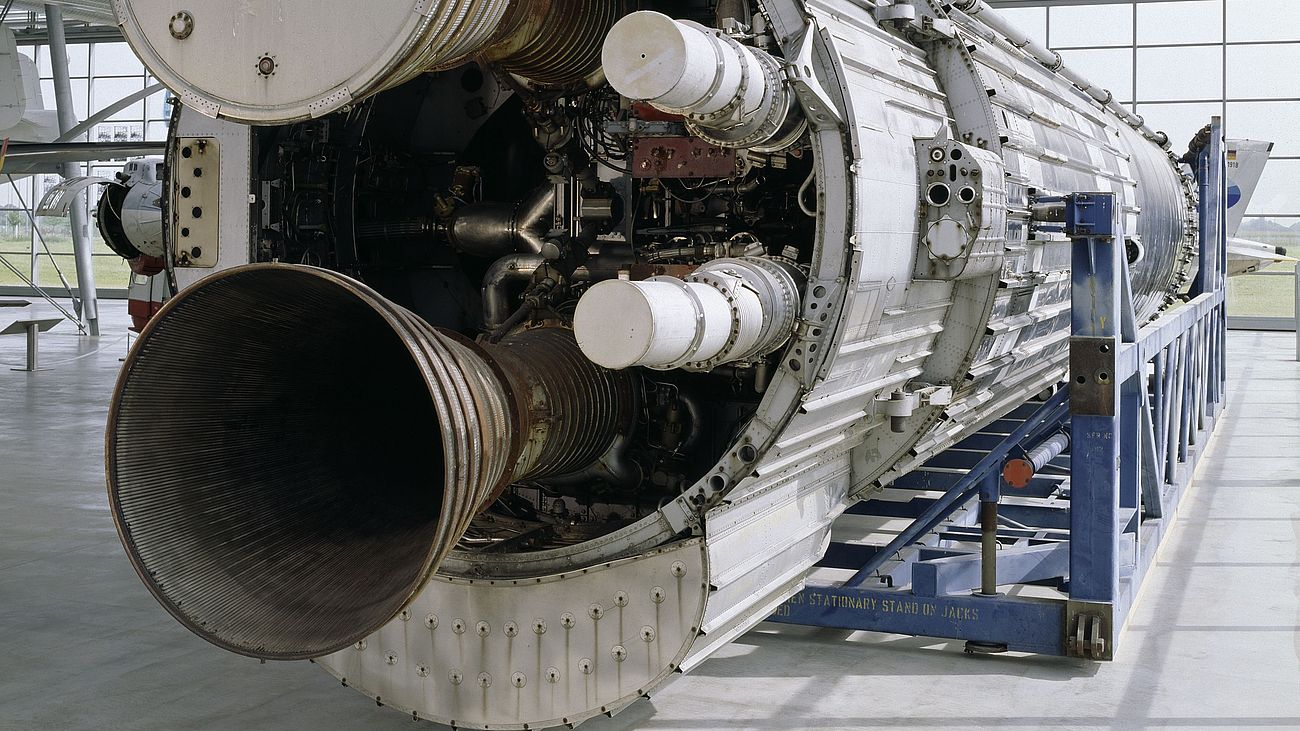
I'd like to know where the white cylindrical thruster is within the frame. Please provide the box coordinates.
[602,11,764,117]
[574,279,732,369]
[601,11,803,150]
[574,257,802,371]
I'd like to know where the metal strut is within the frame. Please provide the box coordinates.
[844,386,1071,588]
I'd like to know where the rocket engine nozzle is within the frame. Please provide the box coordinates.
[106,264,634,660]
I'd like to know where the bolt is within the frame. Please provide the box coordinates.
[168,11,193,40]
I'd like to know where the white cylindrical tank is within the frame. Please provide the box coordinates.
[602,11,803,150]
[575,257,802,371]
[602,11,765,116]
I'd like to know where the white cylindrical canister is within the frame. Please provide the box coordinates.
[603,11,767,120]
[574,257,803,371]
[574,279,732,369]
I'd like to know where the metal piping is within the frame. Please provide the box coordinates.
[951,0,1170,148]
[106,264,634,661]
[450,185,556,258]
[481,249,634,330]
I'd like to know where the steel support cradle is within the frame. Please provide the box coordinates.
[769,118,1229,661]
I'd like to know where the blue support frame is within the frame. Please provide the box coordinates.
[769,118,1230,660]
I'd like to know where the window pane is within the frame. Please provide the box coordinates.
[69,78,89,119]
[1249,159,1300,216]
[1226,44,1300,100]
[30,246,133,290]
[1136,46,1222,102]
[1227,219,1296,318]
[1227,101,1300,156]
[1226,0,1300,43]
[1049,4,1132,48]
[0,209,32,264]
[37,43,89,78]
[145,88,171,120]
[1134,102,1222,154]
[1058,48,1133,103]
[92,42,145,76]
[995,8,1046,44]
[92,76,147,121]
[1138,1,1222,45]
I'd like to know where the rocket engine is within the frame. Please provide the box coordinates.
[106,0,1199,727]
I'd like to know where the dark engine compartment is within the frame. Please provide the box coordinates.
[243,2,816,551]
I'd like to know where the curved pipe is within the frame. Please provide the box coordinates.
[450,185,556,258]
[482,249,635,329]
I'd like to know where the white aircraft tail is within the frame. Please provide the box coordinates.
[1226,139,1273,239]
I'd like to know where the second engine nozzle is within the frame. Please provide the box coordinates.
[106,264,634,661]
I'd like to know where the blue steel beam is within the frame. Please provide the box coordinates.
[1067,192,1125,608]
[776,121,1227,660]
[768,585,1066,655]
[912,542,1069,597]
[843,389,1070,587]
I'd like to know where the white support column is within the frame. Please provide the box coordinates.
[45,4,99,336]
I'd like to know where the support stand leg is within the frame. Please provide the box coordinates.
[13,322,39,372]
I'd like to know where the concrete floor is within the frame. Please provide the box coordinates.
[2,300,1298,731]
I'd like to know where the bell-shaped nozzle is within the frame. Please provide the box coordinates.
[107,265,633,660]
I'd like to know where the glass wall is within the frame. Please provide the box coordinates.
[0,40,170,294]
[994,0,1298,326]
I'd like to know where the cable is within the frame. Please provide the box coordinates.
[7,174,80,305]
[0,253,85,331]
[797,165,817,217]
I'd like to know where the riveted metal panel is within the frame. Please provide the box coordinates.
[318,540,708,730]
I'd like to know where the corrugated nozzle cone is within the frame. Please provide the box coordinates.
[106,264,633,660]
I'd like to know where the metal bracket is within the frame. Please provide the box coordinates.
[785,20,843,131]
[876,1,956,38]
[1069,336,1118,416]
[1065,601,1114,660]
[875,383,953,432]
[1065,193,1117,239]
